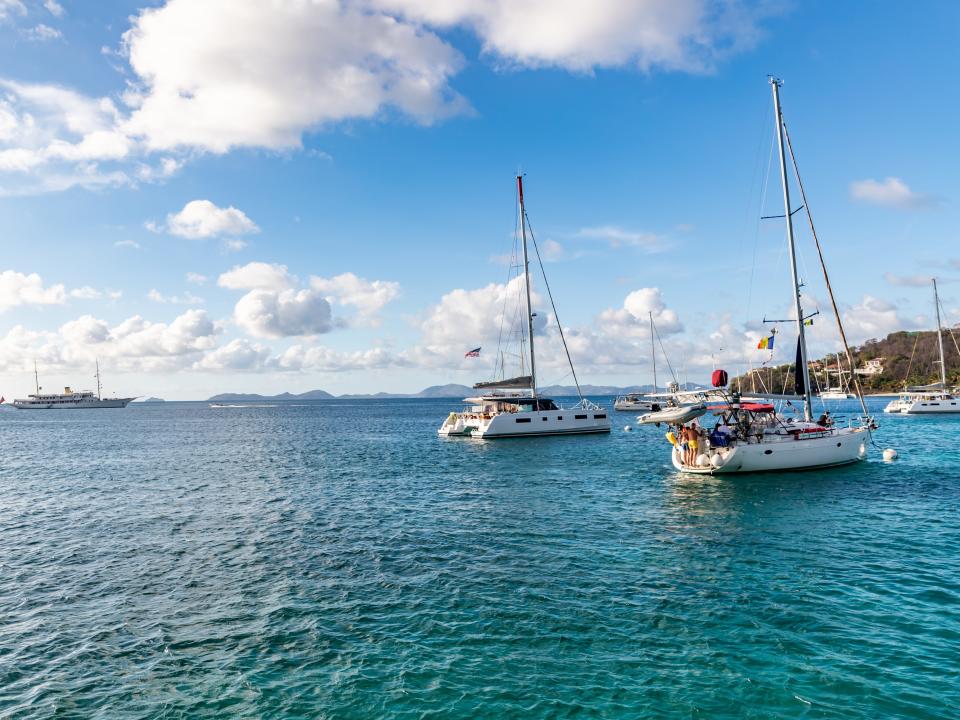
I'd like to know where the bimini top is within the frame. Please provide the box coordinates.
[473,375,532,390]
[464,396,559,410]
[708,402,775,413]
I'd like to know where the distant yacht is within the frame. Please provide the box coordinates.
[884,278,960,414]
[438,175,611,439]
[13,361,135,410]
[614,311,667,412]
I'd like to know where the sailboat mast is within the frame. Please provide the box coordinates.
[934,278,947,389]
[34,360,39,395]
[771,78,812,421]
[517,175,537,399]
[649,312,658,393]
[96,359,102,400]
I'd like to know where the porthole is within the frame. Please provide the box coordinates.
[764,449,772,455]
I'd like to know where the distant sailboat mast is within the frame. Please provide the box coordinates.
[771,78,812,421]
[34,360,39,395]
[649,311,658,393]
[934,278,948,389]
[518,175,538,399]
[96,359,102,401]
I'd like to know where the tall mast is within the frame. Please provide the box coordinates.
[517,175,537,399]
[34,360,39,395]
[649,311,658,393]
[934,278,947,389]
[96,359,102,400]
[771,78,812,421]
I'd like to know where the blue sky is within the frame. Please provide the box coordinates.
[0,0,958,399]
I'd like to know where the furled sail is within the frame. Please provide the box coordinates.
[473,375,532,390]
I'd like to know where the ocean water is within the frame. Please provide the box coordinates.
[0,397,957,719]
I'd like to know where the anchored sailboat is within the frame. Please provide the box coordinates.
[884,278,960,414]
[438,175,611,439]
[614,312,668,412]
[645,78,873,473]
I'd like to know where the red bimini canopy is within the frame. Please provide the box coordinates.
[740,402,775,413]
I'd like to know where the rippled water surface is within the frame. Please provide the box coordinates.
[1,398,958,718]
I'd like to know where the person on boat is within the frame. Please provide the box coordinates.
[816,410,832,427]
[681,425,698,465]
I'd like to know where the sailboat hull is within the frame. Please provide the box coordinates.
[673,427,868,474]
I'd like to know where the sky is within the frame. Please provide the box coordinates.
[0,0,958,400]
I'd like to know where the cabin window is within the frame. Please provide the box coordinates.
[594,414,606,419]
[515,418,531,423]
[575,414,587,420]
[557,416,563,420]
[542,417,548,421]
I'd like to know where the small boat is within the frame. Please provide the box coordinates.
[614,393,663,412]
[12,361,135,410]
[883,279,960,414]
[438,175,611,440]
[637,402,707,426]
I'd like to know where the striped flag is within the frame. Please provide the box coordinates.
[464,347,481,358]
[757,335,775,350]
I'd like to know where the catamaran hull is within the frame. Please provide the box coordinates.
[884,399,960,414]
[673,429,868,474]
[441,408,611,439]
[13,398,134,409]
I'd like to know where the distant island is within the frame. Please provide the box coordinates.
[205,383,695,402]
[135,397,166,402]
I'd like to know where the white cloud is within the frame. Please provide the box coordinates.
[0,308,220,373]
[186,272,207,285]
[223,238,249,252]
[164,199,259,239]
[596,287,683,338]
[371,0,770,72]
[883,272,935,288]
[0,270,66,311]
[841,295,918,341]
[577,225,664,251]
[146,288,204,305]
[273,344,400,372]
[218,262,294,291]
[69,286,102,300]
[43,0,64,18]
[120,0,467,153]
[310,272,400,323]
[850,177,935,210]
[22,23,61,41]
[0,0,25,21]
[193,338,271,371]
[114,239,140,249]
[233,288,333,339]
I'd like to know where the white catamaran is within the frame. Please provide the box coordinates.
[438,176,612,439]
[884,278,960,414]
[13,361,136,409]
[641,78,873,474]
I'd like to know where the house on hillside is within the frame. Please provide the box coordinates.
[855,358,884,376]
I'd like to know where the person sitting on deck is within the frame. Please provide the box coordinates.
[816,410,833,427]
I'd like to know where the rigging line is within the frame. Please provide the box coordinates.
[652,321,679,385]
[494,190,522,379]
[783,121,874,436]
[744,113,777,327]
[523,213,584,402]
[938,294,960,364]
[902,331,921,387]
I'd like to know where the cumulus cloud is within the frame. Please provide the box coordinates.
[218,262,294,291]
[310,272,400,323]
[0,0,25,21]
[193,338,272,371]
[0,270,66,311]
[163,199,259,239]
[850,177,936,210]
[120,0,467,153]
[841,295,919,340]
[43,0,64,18]
[596,287,683,338]
[233,288,333,339]
[371,0,770,72]
[0,308,219,373]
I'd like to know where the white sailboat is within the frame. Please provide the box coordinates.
[13,360,136,409]
[438,175,612,439]
[615,312,667,412]
[884,278,960,414]
[646,78,873,474]
[820,353,854,400]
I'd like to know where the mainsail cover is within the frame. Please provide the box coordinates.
[473,375,532,390]
[794,337,806,396]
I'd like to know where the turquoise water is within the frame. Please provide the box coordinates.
[0,397,957,718]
